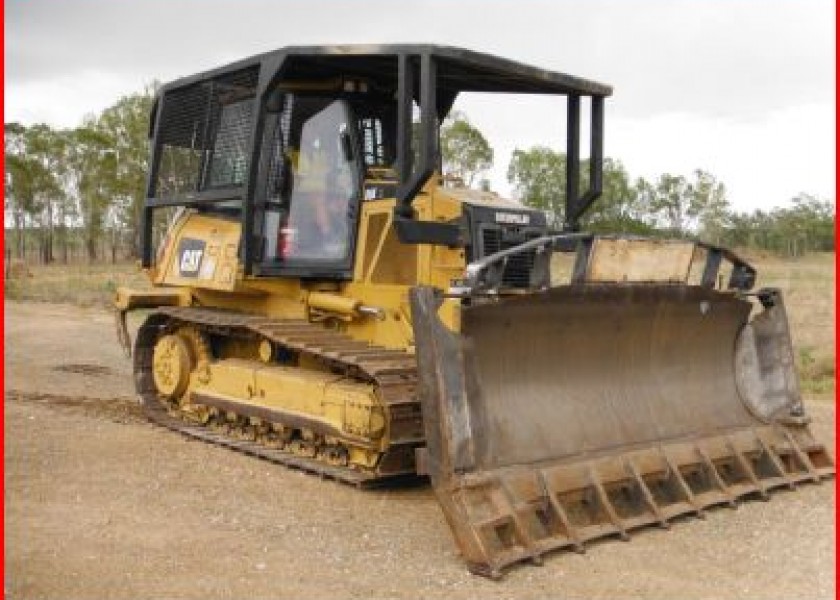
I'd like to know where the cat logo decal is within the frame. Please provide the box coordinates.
[176,238,206,278]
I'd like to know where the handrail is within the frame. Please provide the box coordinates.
[449,234,757,296]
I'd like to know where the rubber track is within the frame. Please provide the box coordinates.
[134,308,422,488]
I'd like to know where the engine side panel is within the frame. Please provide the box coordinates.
[157,212,243,291]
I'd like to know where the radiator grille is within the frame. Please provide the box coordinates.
[481,227,537,288]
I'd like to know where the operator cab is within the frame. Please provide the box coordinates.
[141,46,612,281]
[260,86,399,269]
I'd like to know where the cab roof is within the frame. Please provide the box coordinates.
[160,44,613,98]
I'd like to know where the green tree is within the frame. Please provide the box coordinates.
[94,85,155,257]
[689,169,729,243]
[638,169,730,239]
[26,124,72,263]
[718,194,834,256]
[773,194,835,256]
[583,159,653,234]
[440,111,493,188]
[507,146,566,225]
[66,123,114,262]
[5,84,155,263]
[645,173,691,234]
[508,149,652,232]
[4,123,69,262]
[6,123,36,259]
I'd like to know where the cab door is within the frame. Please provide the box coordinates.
[254,94,363,279]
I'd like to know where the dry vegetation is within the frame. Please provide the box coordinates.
[6,252,834,397]
[5,260,149,307]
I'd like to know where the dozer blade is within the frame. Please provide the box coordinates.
[410,285,834,578]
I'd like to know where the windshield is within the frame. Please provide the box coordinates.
[283,99,359,261]
[260,96,362,265]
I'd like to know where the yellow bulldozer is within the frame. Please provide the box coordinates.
[115,45,833,577]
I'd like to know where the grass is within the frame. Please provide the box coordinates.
[746,251,835,400]
[6,252,835,398]
[4,261,150,308]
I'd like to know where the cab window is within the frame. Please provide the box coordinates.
[260,96,361,267]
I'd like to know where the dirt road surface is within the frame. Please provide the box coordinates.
[5,301,836,599]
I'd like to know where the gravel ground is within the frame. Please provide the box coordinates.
[4,301,836,599]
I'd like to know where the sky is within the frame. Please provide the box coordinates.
[5,0,835,212]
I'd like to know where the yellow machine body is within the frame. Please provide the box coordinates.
[118,180,488,477]
[147,184,469,349]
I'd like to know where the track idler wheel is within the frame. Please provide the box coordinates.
[152,334,193,400]
[151,326,210,410]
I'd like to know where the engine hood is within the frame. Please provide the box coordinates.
[439,186,539,213]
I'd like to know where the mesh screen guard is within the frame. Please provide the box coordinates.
[154,66,259,199]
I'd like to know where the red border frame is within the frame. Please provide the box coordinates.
[0,3,836,597]
[1,0,7,594]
